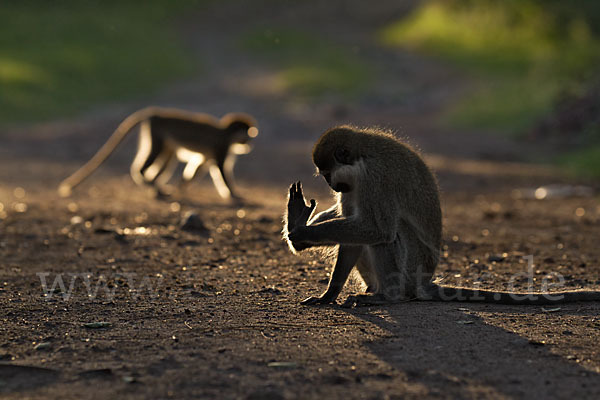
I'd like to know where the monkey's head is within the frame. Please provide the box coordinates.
[312,126,363,193]
[221,113,259,144]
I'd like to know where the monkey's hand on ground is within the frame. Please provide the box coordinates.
[286,181,316,232]
[300,292,337,306]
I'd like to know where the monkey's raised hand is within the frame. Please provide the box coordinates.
[286,181,316,251]
[287,181,316,229]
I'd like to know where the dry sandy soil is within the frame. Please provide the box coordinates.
[1,1,600,399]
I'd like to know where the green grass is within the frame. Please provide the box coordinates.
[558,122,600,178]
[559,145,600,179]
[241,28,369,98]
[445,77,561,136]
[0,1,202,124]
[379,0,600,135]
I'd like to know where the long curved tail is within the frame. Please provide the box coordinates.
[423,283,600,305]
[58,108,156,197]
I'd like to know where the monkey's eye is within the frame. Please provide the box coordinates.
[334,147,351,164]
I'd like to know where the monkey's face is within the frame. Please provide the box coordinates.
[221,113,258,142]
[317,147,356,193]
[230,123,259,145]
[227,119,259,144]
[313,127,362,193]
[227,123,258,155]
[322,167,354,193]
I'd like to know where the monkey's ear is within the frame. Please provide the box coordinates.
[334,147,351,164]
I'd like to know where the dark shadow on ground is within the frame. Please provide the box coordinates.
[345,302,600,398]
[0,364,61,394]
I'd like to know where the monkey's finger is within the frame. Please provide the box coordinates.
[292,181,301,199]
[289,182,296,199]
[298,206,313,223]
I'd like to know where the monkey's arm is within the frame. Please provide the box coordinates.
[308,205,338,225]
[287,205,339,251]
[286,181,338,229]
[301,245,362,305]
[290,216,395,247]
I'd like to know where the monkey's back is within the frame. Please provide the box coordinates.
[150,115,230,156]
[350,127,443,271]
[385,134,442,272]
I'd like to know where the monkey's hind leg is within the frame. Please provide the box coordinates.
[355,249,376,293]
[348,242,414,307]
[154,154,179,194]
[147,151,176,198]
[341,293,393,308]
[344,250,395,308]
[130,121,164,193]
[130,122,152,187]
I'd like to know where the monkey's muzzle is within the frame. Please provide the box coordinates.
[322,172,351,193]
[332,183,351,193]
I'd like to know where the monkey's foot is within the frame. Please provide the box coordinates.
[300,294,337,306]
[341,294,390,308]
[229,194,245,205]
[154,189,172,200]
[151,185,174,199]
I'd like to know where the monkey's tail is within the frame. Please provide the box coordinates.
[58,108,156,197]
[423,283,600,305]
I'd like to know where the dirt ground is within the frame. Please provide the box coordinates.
[1,1,600,399]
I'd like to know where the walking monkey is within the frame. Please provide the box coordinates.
[284,126,600,306]
[58,107,258,200]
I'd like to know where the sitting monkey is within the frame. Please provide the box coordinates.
[58,107,258,200]
[284,126,600,306]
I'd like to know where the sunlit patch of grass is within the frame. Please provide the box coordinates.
[445,77,561,136]
[379,0,600,134]
[241,28,369,98]
[0,59,50,85]
[0,0,202,125]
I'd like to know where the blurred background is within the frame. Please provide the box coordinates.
[1,0,599,196]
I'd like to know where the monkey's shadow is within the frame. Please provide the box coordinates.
[344,303,600,398]
[157,193,263,210]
